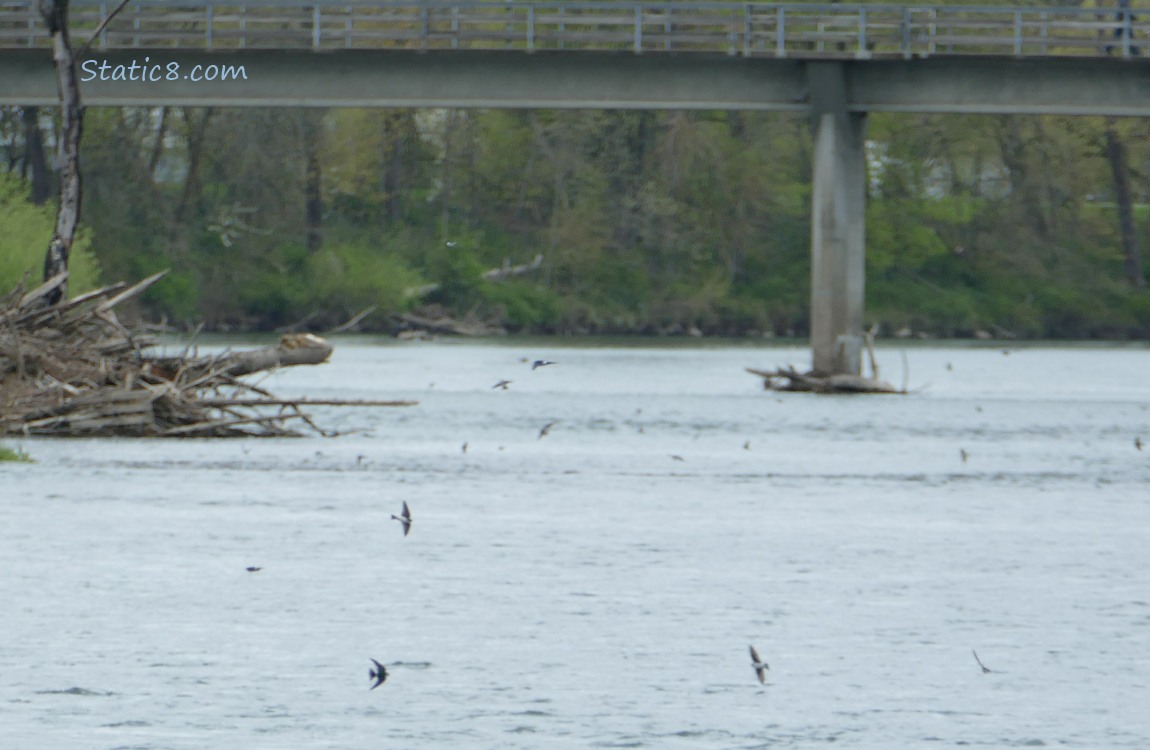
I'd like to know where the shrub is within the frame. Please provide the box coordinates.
[0,172,100,295]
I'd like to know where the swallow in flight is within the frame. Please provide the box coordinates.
[532,360,556,370]
[493,380,512,390]
[538,421,558,439]
[972,649,993,673]
[749,645,769,685]
[391,501,412,537]
[369,659,389,689]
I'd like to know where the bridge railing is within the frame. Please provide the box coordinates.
[1,1,1146,58]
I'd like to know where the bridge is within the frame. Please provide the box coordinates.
[2,2,1149,374]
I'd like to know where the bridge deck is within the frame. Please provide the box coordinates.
[2,1,1148,59]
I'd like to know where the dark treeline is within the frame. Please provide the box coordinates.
[1,104,1148,338]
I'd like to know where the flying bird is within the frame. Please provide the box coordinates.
[531,360,556,370]
[391,501,412,537]
[245,566,262,573]
[972,649,993,674]
[493,380,512,390]
[1136,437,1143,451]
[960,448,969,464]
[538,421,558,439]
[749,645,769,685]
[743,440,751,450]
[670,454,685,462]
[369,659,389,689]
[461,441,469,454]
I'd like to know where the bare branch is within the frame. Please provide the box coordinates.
[78,0,133,56]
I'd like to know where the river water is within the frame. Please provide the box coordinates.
[2,340,1149,749]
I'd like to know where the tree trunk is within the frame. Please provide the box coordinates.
[21,106,52,205]
[39,0,83,306]
[1103,119,1145,290]
[301,112,324,252]
[172,108,214,228]
[438,110,457,230]
[380,111,409,226]
[995,116,1051,239]
[147,106,169,181]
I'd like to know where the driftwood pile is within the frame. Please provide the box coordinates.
[1,271,413,437]
[745,366,902,394]
[746,326,906,394]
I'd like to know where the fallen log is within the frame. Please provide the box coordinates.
[397,311,505,337]
[147,332,334,380]
[481,254,544,282]
[326,306,377,334]
[404,254,544,299]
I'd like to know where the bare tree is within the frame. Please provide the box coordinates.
[299,110,325,253]
[1103,118,1145,290]
[38,0,83,305]
[37,0,138,304]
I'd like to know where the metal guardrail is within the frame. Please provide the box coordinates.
[1,1,1146,58]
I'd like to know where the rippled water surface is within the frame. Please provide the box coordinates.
[3,340,1150,749]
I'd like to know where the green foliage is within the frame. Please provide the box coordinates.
[0,171,100,295]
[308,241,423,315]
[481,279,561,330]
[229,239,424,328]
[0,444,34,463]
[7,102,1147,338]
[142,269,200,322]
[424,235,489,308]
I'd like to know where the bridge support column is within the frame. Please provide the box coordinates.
[808,63,867,376]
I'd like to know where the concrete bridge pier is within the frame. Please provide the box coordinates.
[808,62,867,377]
